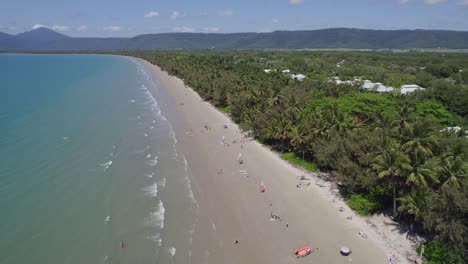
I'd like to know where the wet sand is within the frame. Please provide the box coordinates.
[140,58,412,264]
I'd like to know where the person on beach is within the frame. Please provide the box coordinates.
[406,223,414,239]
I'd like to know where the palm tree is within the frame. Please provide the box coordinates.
[307,110,330,141]
[266,93,285,108]
[275,116,294,151]
[372,146,411,216]
[373,111,397,139]
[402,119,438,156]
[290,124,311,159]
[439,156,468,189]
[264,116,293,151]
[405,148,440,188]
[393,104,414,140]
[283,94,301,122]
[397,187,427,221]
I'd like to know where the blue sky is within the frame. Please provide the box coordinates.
[1,0,468,37]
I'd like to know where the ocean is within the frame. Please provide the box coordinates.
[0,54,197,263]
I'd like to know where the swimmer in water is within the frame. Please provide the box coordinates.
[120,241,124,248]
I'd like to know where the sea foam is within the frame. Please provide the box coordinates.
[158,178,166,188]
[147,233,162,247]
[100,160,113,171]
[169,247,176,257]
[144,182,158,197]
[147,200,165,229]
[146,155,158,167]
[145,172,155,178]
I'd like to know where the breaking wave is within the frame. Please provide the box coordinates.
[147,200,165,229]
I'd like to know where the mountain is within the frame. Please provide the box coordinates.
[2,27,468,51]
[16,27,69,42]
[11,27,70,51]
[0,32,17,51]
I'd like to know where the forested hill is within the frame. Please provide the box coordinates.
[2,27,468,51]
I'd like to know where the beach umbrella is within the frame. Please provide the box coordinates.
[340,246,351,256]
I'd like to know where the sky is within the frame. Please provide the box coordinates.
[1,0,468,37]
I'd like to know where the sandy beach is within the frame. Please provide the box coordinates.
[139,58,416,264]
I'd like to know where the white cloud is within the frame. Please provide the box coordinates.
[397,0,409,4]
[456,0,468,5]
[271,18,279,24]
[32,24,47,29]
[103,26,122,32]
[170,10,186,20]
[1,26,16,31]
[203,27,220,32]
[217,10,233,16]
[144,11,160,18]
[423,0,447,4]
[289,0,304,5]
[174,26,195,33]
[77,25,88,32]
[52,25,70,32]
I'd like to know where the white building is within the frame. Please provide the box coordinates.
[330,77,423,95]
[291,74,306,81]
[362,80,376,90]
[400,84,425,94]
[440,126,468,138]
[361,80,394,93]
[331,77,356,85]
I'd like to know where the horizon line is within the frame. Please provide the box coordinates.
[3,26,468,39]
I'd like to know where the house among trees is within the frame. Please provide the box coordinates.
[400,84,425,94]
[331,76,356,85]
[361,80,394,93]
[330,78,424,95]
[291,73,306,81]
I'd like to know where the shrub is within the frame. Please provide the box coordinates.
[347,194,380,215]
[416,241,466,264]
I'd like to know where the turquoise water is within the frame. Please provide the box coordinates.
[0,54,196,263]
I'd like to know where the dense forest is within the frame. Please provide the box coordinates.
[122,50,468,263]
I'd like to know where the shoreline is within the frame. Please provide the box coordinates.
[137,57,417,264]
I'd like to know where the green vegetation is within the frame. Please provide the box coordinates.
[218,105,231,114]
[347,194,380,215]
[420,241,466,264]
[280,152,319,172]
[123,50,468,261]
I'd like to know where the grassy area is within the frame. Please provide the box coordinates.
[280,152,319,172]
[347,194,380,215]
[219,105,231,114]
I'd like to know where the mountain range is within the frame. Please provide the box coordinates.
[1,27,468,51]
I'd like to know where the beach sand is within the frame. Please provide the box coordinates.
[139,58,416,264]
